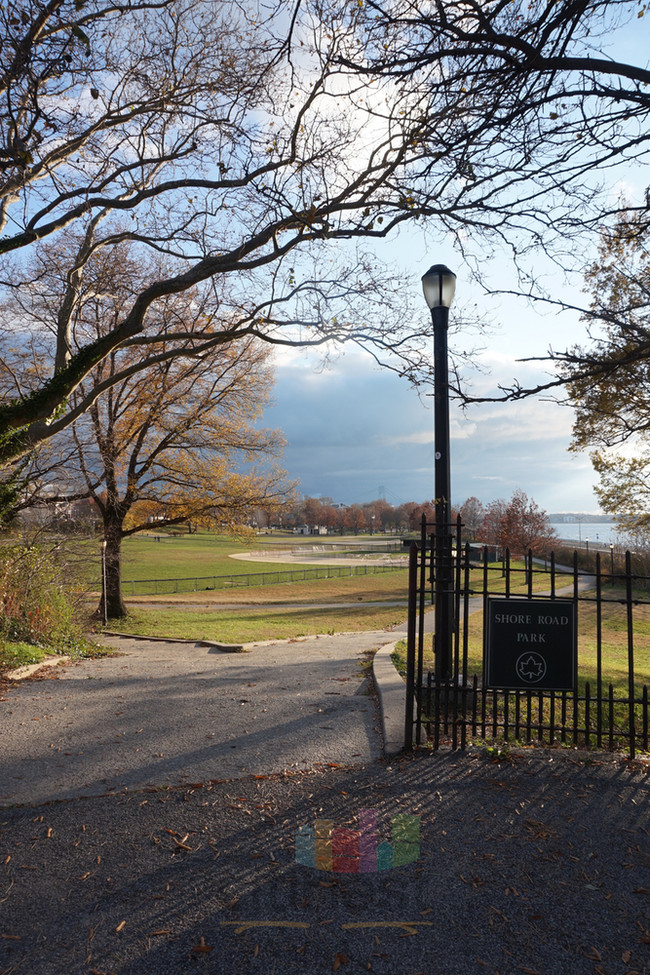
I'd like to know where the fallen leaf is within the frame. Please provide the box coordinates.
[149,930,171,936]
[332,953,349,971]
[191,937,213,954]
[585,947,602,961]
[115,921,126,933]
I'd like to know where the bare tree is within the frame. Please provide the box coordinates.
[459,496,485,540]
[341,0,650,261]
[333,0,650,403]
[0,0,477,464]
[3,0,648,454]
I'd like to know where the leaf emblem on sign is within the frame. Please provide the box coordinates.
[515,653,547,683]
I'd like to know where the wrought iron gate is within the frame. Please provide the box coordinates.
[404,516,649,756]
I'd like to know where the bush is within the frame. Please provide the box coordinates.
[0,541,88,654]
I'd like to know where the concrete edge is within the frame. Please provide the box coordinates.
[5,655,71,681]
[372,642,407,757]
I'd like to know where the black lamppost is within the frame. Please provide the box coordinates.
[101,538,108,626]
[422,263,456,683]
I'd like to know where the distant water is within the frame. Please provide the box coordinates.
[549,522,620,545]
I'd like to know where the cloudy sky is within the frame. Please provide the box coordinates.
[262,214,612,515]
[265,333,595,515]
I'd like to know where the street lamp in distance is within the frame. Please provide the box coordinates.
[422,263,456,683]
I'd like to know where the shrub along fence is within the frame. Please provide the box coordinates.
[123,562,404,596]
[405,517,649,757]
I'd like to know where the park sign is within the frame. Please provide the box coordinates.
[485,597,577,692]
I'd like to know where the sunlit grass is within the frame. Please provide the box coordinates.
[101,603,407,643]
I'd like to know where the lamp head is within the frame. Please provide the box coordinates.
[422,264,456,309]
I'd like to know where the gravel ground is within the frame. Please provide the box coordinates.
[1,749,648,975]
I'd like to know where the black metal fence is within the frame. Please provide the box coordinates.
[122,562,404,596]
[405,516,649,757]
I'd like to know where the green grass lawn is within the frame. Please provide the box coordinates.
[80,532,294,584]
[79,530,406,587]
[102,602,408,643]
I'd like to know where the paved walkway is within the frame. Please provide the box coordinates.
[1,628,648,975]
[1,749,647,975]
[0,630,400,807]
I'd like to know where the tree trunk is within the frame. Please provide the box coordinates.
[97,509,128,620]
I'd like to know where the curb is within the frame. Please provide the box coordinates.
[5,655,70,681]
[372,642,407,757]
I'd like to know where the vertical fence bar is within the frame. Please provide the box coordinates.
[425,672,433,740]
[433,681,441,750]
[482,546,489,743]
[514,691,521,742]
[471,674,478,739]
[643,686,648,753]
[416,517,427,747]
[550,551,556,599]
[453,516,462,683]
[625,551,636,758]
[549,691,556,747]
[462,543,470,683]
[595,553,603,749]
[404,542,419,752]
[481,683,488,742]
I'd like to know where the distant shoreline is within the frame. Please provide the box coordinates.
[549,521,619,546]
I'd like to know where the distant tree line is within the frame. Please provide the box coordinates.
[262,489,556,558]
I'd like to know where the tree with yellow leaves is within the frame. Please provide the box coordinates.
[569,211,650,540]
[3,237,294,618]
